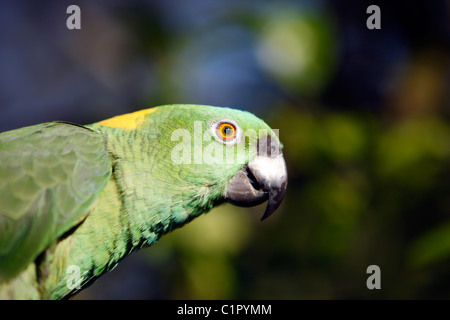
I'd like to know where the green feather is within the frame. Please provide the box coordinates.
[0,123,111,283]
[0,105,279,299]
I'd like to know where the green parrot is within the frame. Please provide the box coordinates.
[0,104,287,299]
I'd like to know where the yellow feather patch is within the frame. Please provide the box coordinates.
[97,108,157,130]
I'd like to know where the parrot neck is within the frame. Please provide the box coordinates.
[38,124,221,299]
[86,124,222,249]
[92,125,217,242]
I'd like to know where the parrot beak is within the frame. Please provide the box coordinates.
[225,136,287,220]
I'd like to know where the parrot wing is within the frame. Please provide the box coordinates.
[0,122,111,281]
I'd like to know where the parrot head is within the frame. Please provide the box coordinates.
[96,104,287,223]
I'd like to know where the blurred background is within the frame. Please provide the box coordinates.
[0,0,449,299]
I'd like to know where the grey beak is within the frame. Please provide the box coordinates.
[225,136,287,220]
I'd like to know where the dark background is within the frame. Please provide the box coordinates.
[0,0,449,299]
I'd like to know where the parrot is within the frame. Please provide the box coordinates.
[0,104,287,299]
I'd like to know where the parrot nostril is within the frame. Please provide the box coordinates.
[257,135,281,158]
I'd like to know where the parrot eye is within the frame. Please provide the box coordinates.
[210,119,241,145]
[218,123,236,141]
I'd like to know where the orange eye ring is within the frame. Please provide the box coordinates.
[217,122,236,141]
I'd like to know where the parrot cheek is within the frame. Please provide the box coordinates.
[224,167,269,207]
